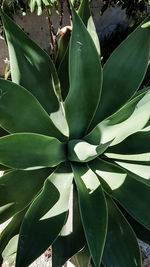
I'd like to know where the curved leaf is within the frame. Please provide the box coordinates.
[57,46,70,101]
[90,158,150,230]
[102,196,141,267]
[65,7,102,138]
[0,168,52,223]
[0,10,59,115]
[0,208,27,260]
[56,29,71,101]
[85,88,150,146]
[2,235,18,266]
[16,163,73,267]
[71,245,91,267]
[78,0,90,26]
[91,15,150,128]
[52,186,86,267]
[72,163,107,267]
[78,0,100,55]
[68,139,112,162]
[105,131,150,162]
[118,204,150,246]
[0,133,66,169]
[114,161,150,179]
[0,79,66,141]
[56,29,71,70]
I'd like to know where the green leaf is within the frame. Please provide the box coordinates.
[87,17,100,56]
[71,245,91,267]
[0,208,27,259]
[52,186,86,267]
[29,0,36,13]
[90,158,150,230]
[85,88,150,146]
[56,29,71,70]
[105,131,150,162]
[78,0,91,26]
[102,196,141,267]
[91,15,150,128]
[78,0,100,55]
[0,168,52,223]
[0,78,67,141]
[0,10,60,115]
[65,7,102,139]
[0,133,66,169]
[2,235,18,266]
[56,28,71,101]
[72,163,107,267]
[68,139,112,162]
[118,204,150,246]
[16,163,73,267]
[113,161,150,180]
[57,46,70,101]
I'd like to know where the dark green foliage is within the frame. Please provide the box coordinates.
[1,0,150,266]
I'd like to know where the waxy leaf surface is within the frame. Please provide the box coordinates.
[0,208,27,260]
[91,15,150,128]
[90,158,150,229]
[72,163,107,267]
[0,133,66,169]
[65,7,102,138]
[0,168,52,222]
[52,186,86,267]
[68,139,112,162]
[78,0,100,55]
[106,131,150,163]
[102,196,141,267]
[0,10,59,115]
[85,88,150,146]
[0,79,66,141]
[16,164,73,267]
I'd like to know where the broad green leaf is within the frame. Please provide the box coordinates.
[52,186,86,267]
[78,0,100,55]
[90,15,150,128]
[90,158,150,230]
[118,204,150,246]
[87,17,100,56]
[0,10,59,115]
[0,208,27,258]
[0,168,52,223]
[0,133,66,169]
[65,7,102,138]
[78,0,91,26]
[16,163,73,267]
[102,196,141,267]
[105,131,150,162]
[114,161,150,180]
[72,163,107,267]
[71,245,91,267]
[85,88,150,146]
[68,139,112,162]
[2,235,18,266]
[0,79,66,141]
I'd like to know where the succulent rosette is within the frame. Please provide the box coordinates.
[0,0,150,266]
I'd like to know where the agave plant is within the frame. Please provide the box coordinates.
[1,0,150,266]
